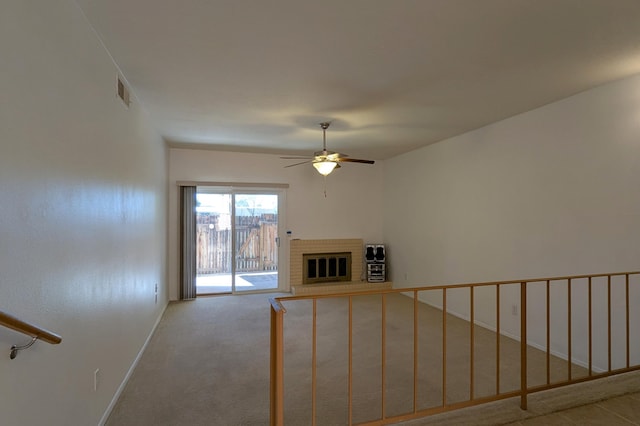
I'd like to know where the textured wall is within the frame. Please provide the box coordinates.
[0,1,167,424]
[384,72,640,370]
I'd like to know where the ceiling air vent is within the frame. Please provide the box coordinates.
[117,75,130,107]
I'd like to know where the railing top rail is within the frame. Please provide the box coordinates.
[0,310,62,345]
[276,270,640,303]
[269,298,287,314]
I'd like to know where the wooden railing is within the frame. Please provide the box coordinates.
[270,271,640,425]
[0,310,62,359]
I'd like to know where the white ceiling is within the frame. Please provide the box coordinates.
[75,0,640,160]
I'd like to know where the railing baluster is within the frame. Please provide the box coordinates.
[496,284,501,395]
[546,280,550,385]
[608,275,612,372]
[626,274,630,369]
[470,286,475,401]
[520,282,528,410]
[442,288,447,407]
[589,277,593,376]
[568,278,572,381]
[413,290,418,413]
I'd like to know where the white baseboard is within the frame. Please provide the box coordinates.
[99,301,168,425]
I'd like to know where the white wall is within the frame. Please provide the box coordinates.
[168,148,384,299]
[384,73,640,369]
[0,2,167,425]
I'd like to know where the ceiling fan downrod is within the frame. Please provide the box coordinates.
[320,122,330,152]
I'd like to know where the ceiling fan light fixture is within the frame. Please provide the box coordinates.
[282,121,373,176]
[313,160,337,176]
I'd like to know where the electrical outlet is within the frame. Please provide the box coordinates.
[512,304,518,316]
[94,368,100,392]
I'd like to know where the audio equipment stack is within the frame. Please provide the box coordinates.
[364,244,386,282]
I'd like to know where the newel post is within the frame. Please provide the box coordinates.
[270,299,285,426]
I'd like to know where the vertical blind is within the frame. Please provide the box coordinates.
[180,186,197,300]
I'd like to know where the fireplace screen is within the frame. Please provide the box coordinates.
[303,252,351,284]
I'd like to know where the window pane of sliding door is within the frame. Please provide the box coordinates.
[195,192,232,295]
[234,193,279,292]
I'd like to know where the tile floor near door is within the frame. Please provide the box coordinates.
[196,271,278,294]
[406,371,640,426]
[507,392,640,425]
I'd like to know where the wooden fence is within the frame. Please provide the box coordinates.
[196,213,278,274]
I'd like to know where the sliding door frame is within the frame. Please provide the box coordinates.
[179,181,288,295]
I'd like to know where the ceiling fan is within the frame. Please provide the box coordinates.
[281,122,375,176]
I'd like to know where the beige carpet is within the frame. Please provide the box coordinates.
[105,292,640,425]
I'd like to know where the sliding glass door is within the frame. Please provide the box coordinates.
[195,187,282,295]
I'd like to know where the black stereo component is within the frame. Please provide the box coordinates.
[365,244,386,282]
[365,244,385,263]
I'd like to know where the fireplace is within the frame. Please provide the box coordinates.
[303,252,352,284]
[289,239,363,286]
[289,239,391,295]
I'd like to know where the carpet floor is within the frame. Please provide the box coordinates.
[105,292,640,425]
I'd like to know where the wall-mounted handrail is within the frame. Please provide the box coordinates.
[0,310,62,359]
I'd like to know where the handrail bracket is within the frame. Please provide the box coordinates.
[10,336,39,360]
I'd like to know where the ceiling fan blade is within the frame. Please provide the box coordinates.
[280,156,312,159]
[326,152,343,161]
[284,160,311,168]
[336,158,375,164]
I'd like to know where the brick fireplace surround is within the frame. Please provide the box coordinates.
[289,238,392,295]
